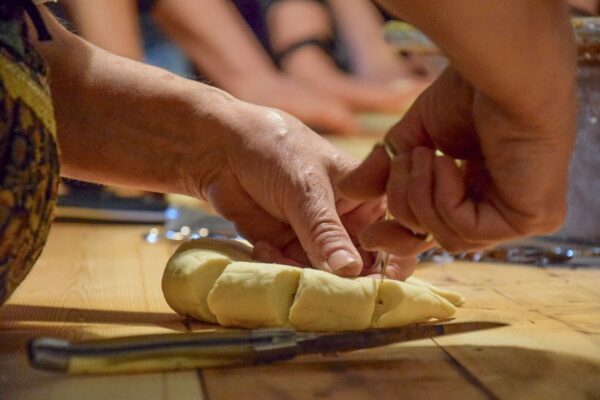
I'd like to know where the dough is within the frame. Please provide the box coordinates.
[162,238,253,323]
[405,276,465,306]
[289,269,379,332]
[207,262,301,328]
[169,237,253,261]
[162,239,463,331]
[372,279,456,328]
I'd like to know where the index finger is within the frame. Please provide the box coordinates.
[338,144,391,200]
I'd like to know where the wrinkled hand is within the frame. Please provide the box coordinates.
[192,103,419,278]
[341,67,577,254]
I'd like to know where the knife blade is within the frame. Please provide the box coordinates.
[28,321,505,375]
[295,321,504,355]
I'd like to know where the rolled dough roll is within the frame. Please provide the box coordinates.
[162,239,464,332]
[207,262,301,328]
[372,279,456,328]
[289,269,379,332]
[162,238,253,323]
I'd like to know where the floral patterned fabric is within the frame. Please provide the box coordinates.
[0,5,59,305]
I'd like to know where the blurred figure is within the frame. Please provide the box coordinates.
[60,0,427,135]
[251,0,428,113]
[327,0,425,83]
[60,0,352,134]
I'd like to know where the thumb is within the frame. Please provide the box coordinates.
[285,178,363,277]
[338,144,390,200]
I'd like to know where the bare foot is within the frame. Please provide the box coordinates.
[223,73,360,136]
[282,47,430,113]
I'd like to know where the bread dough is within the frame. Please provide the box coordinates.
[289,269,379,332]
[162,238,253,323]
[405,276,465,306]
[169,237,253,261]
[207,262,301,328]
[162,239,463,331]
[372,279,456,328]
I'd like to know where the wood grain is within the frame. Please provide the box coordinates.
[0,224,204,399]
[1,224,600,400]
[203,351,489,400]
[0,333,204,400]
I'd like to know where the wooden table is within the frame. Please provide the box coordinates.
[1,223,599,400]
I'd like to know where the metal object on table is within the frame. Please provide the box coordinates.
[383,21,438,55]
[420,238,600,268]
[374,140,396,279]
[383,21,448,75]
[376,210,392,280]
[144,206,240,243]
[27,321,505,375]
[56,189,168,224]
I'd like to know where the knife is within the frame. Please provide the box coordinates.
[27,321,505,375]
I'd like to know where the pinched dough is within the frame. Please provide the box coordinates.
[162,238,253,323]
[162,239,463,331]
[405,276,465,307]
[290,269,379,332]
[208,262,301,328]
[373,279,456,328]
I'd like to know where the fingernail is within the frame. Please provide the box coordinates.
[327,249,361,272]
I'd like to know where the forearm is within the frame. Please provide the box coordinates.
[60,0,144,60]
[34,10,239,197]
[152,0,277,89]
[375,0,576,123]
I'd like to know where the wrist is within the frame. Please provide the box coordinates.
[175,83,248,200]
[177,84,296,202]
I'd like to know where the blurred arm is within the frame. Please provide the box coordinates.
[152,0,278,89]
[60,0,144,60]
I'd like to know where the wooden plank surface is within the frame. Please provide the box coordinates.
[0,333,204,400]
[202,347,489,400]
[0,223,599,400]
[0,224,205,400]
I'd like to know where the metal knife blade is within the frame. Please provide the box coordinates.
[28,321,505,375]
[295,321,505,355]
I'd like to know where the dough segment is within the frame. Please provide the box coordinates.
[162,238,253,323]
[289,269,379,332]
[163,239,463,331]
[372,279,456,328]
[405,276,465,306]
[207,262,301,328]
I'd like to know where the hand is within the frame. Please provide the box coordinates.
[188,103,422,278]
[341,67,577,254]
